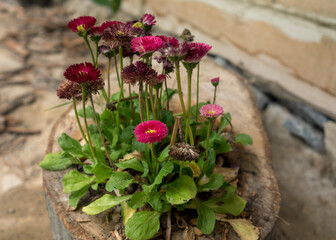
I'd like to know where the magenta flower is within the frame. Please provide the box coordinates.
[134,120,168,143]
[164,38,188,62]
[101,21,122,31]
[121,61,158,86]
[200,104,223,119]
[183,42,212,63]
[157,74,165,83]
[64,62,102,84]
[68,16,96,35]
[131,36,163,56]
[211,77,219,87]
[141,14,156,26]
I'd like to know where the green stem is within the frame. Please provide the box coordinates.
[149,86,156,120]
[138,81,145,122]
[83,37,96,65]
[72,98,88,144]
[129,84,135,119]
[81,85,96,160]
[185,68,194,145]
[149,143,158,176]
[213,86,217,104]
[174,61,187,119]
[145,84,150,120]
[95,42,99,66]
[205,120,213,159]
[193,63,200,139]
[164,74,169,110]
[154,88,159,118]
[89,94,113,166]
[119,47,124,98]
[113,49,121,89]
[107,57,111,100]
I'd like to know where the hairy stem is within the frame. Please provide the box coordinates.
[138,81,144,122]
[107,57,111,100]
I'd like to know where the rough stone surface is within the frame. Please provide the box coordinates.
[251,86,270,110]
[263,103,336,240]
[0,85,36,115]
[283,115,324,151]
[1,173,23,193]
[0,47,25,73]
[324,121,336,176]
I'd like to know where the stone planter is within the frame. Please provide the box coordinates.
[43,59,281,240]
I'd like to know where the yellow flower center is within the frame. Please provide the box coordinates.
[133,22,143,29]
[208,111,215,114]
[77,25,86,33]
[116,30,124,36]
[146,129,157,134]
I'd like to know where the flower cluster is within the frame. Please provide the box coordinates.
[121,61,158,86]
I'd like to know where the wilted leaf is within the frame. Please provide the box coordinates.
[223,218,259,240]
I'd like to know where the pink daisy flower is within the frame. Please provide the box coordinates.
[134,120,168,143]
[183,42,212,63]
[131,36,163,56]
[68,16,96,35]
[141,14,156,26]
[64,62,102,84]
[200,104,223,119]
[211,77,219,87]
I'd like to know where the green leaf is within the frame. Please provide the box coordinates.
[166,175,197,205]
[235,134,253,146]
[204,193,246,216]
[195,198,216,234]
[131,138,146,152]
[105,172,133,192]
[148,192,163,211]
[69,185,90,208]
[125,211,161,240]
[159,109,174,128]
[58,133,87,159]
[141,160,149,178]
[128,192,149,209]
[120,126,134,145]
[61,152,83,165]
[153,161,174,186]
[157,145,170,162]
[198,174,224,192]
[62,170,95,194]
[78,106,100,122]
[39,152,73,170]
[91,163,113,183]
[88,124,102,148]
[116,158,144,172]
[217,113,232,133]
[205,148,216,177]
[82,194,132,215]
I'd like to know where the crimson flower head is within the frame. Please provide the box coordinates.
[131,36,163,57]
[134,120,168,143]
[183,42,212,63]
[68,16,96,36]
[64,62,101,84]
[200,104,223,119]
[164,38,188,62]
[121,61,158,86]
[211,77,219,87]
[141,14,156,26]
[102,22,140,49]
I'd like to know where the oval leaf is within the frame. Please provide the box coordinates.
[166,175,197,205]
[39,152,72,171]
[116,158,144,172]
[58,133,87,158]
[198,173,224,192]
[105,172,133,192]
[125,211,161,240]
[235,134,253,146]
[82,194,132,215]
[62,170,95,194]
[195,198,216,234]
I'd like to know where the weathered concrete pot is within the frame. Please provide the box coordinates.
[43,59,281,240]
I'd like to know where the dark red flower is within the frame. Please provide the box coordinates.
[183,42,212,63]
[102,22,140,49]
[134,120,168,143]
[68,16,96,35]
[121,61,158,86]
[64,62,102,84]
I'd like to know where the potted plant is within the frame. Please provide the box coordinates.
[40,14,280,240]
